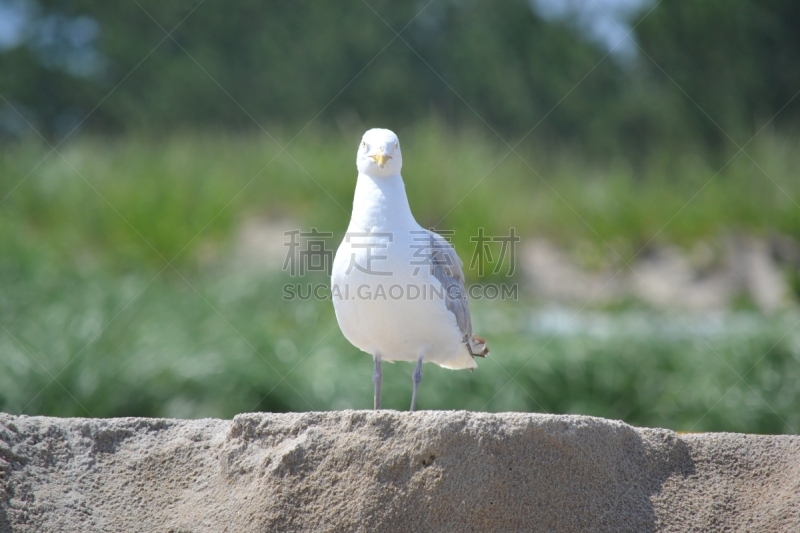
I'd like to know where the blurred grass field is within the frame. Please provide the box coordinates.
[2,123,800,433]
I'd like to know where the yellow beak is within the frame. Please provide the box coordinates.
[369,150,392,168]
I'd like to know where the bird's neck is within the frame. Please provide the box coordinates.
[349,172,417,232]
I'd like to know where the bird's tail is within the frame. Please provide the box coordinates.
[468,334,489,358]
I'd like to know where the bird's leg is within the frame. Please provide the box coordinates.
[373,354,382,410]
[410,353,424,412]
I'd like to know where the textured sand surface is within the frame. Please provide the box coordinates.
[1,411,798,532]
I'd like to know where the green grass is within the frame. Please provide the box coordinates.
[1,123,799,433]
[3,123,800,274]
[1,256,798,433]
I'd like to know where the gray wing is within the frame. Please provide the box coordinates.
[425,230,488,357]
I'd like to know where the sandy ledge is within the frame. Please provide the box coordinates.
[1,411,798,532]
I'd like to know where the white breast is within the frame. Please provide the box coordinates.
[330,172,475,370]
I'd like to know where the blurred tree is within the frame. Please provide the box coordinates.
[635,0,800,151]
[0,0,798,160]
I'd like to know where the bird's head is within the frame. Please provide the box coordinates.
[357,128,402,176]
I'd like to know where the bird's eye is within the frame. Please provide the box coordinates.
[362,141,366,147]
[395,142,399,149]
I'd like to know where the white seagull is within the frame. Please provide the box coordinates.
[331,128,489,411]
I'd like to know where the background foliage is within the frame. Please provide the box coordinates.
[2,0,799,155]
[1,0,799,433]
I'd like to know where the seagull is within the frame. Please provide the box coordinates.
[331,128,489,411]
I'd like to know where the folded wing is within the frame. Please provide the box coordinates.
[426,230,489,357]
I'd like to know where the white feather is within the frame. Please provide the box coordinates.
[332,129,483,371]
